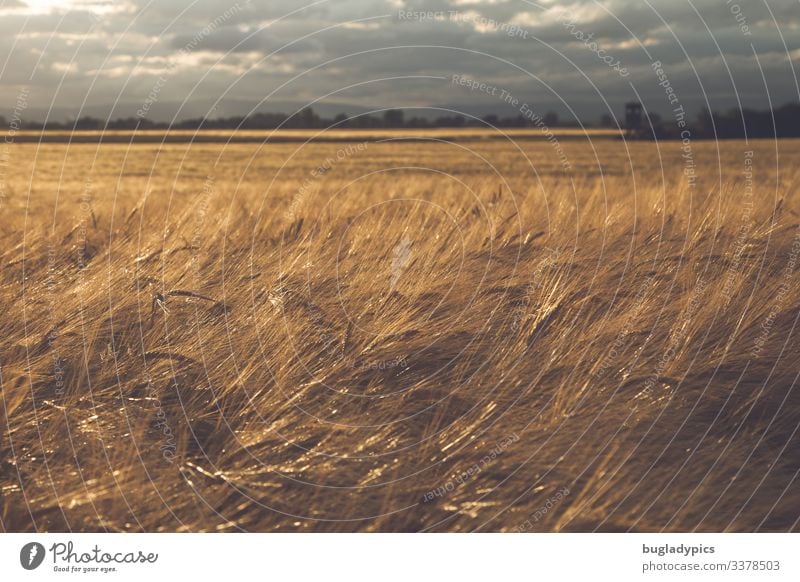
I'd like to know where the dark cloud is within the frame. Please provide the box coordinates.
[1,0,798,122]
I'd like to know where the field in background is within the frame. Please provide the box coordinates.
[1,134,798,532]
[3,126,621,142]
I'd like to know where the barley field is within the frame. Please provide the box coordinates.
[1,133,798,532]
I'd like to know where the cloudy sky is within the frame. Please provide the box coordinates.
[1,0,798,123]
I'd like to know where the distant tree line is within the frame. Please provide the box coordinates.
[10,107,566,131]
[5,102,800,138]
[694,102,800,138]
[631,102,800,139]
